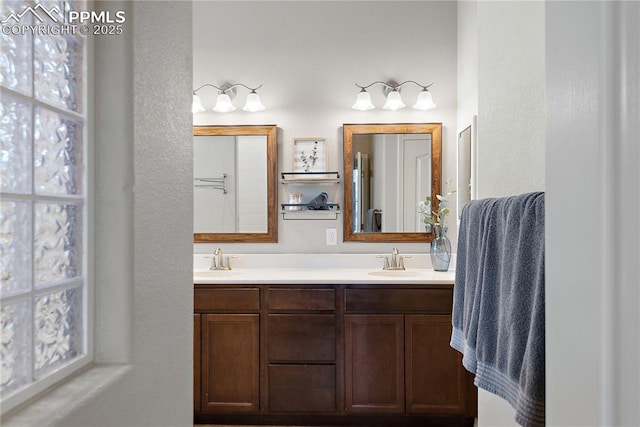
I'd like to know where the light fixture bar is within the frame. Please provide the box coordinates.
[192,82,265,113]
[352,80,436,111]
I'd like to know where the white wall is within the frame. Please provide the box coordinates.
[456,0,478,204]
[192,0,458,254]
[236,135,268,232]
[457,0,478,136]
[476,1,545,200]
[546,1,640,425]
[194,135,236,233]
[458,1,546,425]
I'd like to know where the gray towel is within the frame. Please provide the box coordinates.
[451,192,545,426]
[364,208,381,232]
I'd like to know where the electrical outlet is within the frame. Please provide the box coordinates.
[326,228,337,246]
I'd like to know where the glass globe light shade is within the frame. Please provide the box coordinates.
[212,93,236,113]
[382,90,406,110]
[352,91,375,111]
[413,89,436,110]
[242,92,266,112]
[192,94,205,113]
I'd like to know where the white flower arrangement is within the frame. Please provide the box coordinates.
[418,180,456,228]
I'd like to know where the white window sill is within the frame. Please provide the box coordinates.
[2,364,132,427]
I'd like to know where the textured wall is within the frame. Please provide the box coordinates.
[129,1,194,425]
[476,1,545,199]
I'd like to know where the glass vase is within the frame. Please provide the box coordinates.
[430,225,451,272]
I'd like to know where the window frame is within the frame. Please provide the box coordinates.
[0,11,94,414]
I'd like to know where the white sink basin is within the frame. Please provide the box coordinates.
[367,270,421,278]
[194,270,243,278]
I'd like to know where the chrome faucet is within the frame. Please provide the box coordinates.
[210,248,233,270]
[377,248,411,270]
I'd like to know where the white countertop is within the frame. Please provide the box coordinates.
[194,267,454,285]
[193,253,455,285]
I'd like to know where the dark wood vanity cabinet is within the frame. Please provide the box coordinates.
[194,288,260,413]
[344,287,473,416]
[266,287,337,413]
[194,284,476,426]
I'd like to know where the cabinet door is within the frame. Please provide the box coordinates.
[345,315,404,413]
[201,314,259,412]
[405,315,467,414]
[194,314,201,411]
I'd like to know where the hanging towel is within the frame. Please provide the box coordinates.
[365,208,382,232]
[451,192,545,427]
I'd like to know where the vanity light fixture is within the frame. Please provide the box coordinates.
[192,82,266,113]
[352,80,436,111]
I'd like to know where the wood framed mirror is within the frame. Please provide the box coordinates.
[193,125,277,243]
[343,123,442,242]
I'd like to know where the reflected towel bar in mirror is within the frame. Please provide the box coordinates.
[194,174,227,193]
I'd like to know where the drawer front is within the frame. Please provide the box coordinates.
[268,288,335,311]
[345,288,453,313]
[194,288,260,311]
[268,314,336,362]
[268,364,336,413]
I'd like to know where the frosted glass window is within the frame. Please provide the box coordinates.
[0,1,32,95]
[0,9,89,412]
[34,202,82,286]
[34,286,82,377]
[34,34,83,113]
[34,107,83,196]
[0,299,32,395]
[0,200,32,297]
[1,94,32,194]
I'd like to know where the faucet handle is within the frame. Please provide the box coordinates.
[224,255,239,270]
[398,255,412,269]
[205,255,217,270]
[376,255,390,270]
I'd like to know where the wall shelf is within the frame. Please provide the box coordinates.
[280,171,340,220]
[280,204,340,220]
[280,171,340,184]
[280,207,340,220]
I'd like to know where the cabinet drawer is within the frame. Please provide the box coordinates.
[268,364,336,413]
[268,288,335,311]
[194,288,260,311]
[268,314,336,362]
[345,288,453,313]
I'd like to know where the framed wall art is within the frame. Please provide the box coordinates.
[293,138,327,173]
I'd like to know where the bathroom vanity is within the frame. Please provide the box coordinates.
[193,257,477,426]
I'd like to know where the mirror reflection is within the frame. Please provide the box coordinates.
[343,123,442,242]
[457,125,472,219]
[194,134,267,233]
[193,125,277,243]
